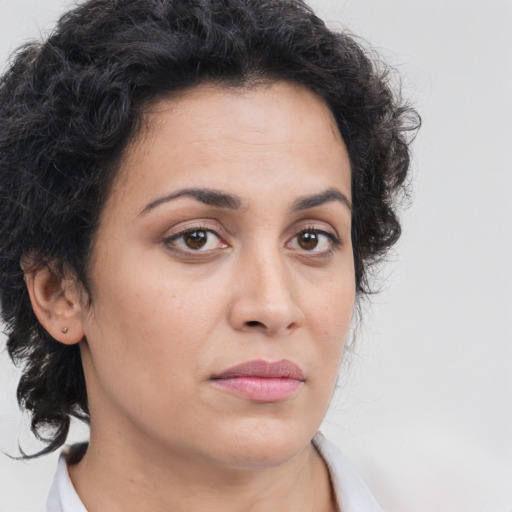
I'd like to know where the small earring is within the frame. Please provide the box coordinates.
[61,327,69,334]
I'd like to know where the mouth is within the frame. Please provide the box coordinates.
[210,359,305,402]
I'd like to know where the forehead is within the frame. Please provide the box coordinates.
[106,81,350,216]
[143,81,342,143]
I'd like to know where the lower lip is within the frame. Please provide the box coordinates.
[212,377,303,402]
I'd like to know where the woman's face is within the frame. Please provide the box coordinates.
[79,81,355,469]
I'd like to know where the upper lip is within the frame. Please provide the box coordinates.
[212,359,305,380]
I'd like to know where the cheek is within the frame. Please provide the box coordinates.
[81,279,221,432]
[82,256,225,399]
[88,276,219,358]
[306,276,355,372]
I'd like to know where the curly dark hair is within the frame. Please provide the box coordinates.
[0,0,419,457]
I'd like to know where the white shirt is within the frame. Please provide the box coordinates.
[46,432,381,512]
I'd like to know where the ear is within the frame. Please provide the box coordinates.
[22,263,85,345]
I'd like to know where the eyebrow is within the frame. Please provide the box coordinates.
[290,188,352,213]
[139,186,351,216]
[139,188,242,215]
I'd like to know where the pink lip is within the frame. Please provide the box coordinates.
[211,360,305,402]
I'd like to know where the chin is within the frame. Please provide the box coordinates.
[203,417,317,470]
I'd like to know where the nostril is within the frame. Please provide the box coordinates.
[246,320,264,328]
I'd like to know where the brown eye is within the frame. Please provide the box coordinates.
[289,228,340,254]
[184,230,208,249]
[165,227,228,253]
[297,230,319,250]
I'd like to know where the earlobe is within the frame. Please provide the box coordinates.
[23,264,85,345]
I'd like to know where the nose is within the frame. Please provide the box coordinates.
[227,246,305,337]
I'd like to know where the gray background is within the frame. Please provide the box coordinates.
[0,0,511,510]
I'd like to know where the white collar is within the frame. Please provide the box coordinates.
[46,454,87,512]
[312,432,382,512]
[47,433,381,512]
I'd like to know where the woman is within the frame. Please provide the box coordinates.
[0,0,418,510]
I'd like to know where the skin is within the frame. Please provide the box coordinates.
[26,81,355,511]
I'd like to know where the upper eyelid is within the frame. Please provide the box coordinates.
[163,227,227,255]
[162,220,224,238]
[163,229,338,257]
[165,226,225,243]
[288,229,341,247]
[166,226,217,240]
[289,221,341,240]
[160,219,342,242]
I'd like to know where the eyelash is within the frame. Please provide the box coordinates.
[288,226,342,255]
[163,224,226,254]
[162,224,341,257]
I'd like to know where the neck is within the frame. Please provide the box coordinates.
[68,427,336,512]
